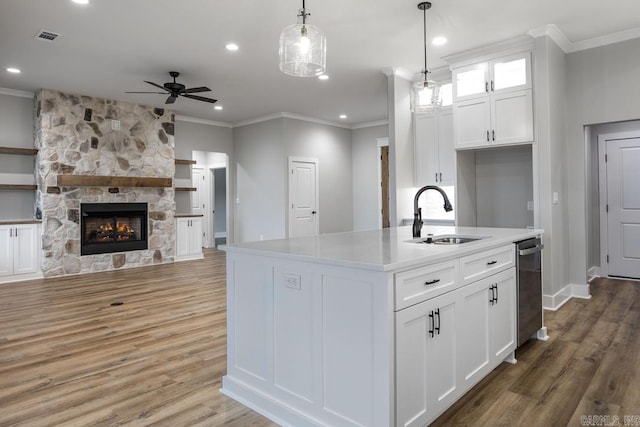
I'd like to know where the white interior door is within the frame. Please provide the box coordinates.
[606,137,640,279]
[289,158,318,238]
[209,168,216,247]
[191,167,209,247]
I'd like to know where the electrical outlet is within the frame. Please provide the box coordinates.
[284,274,301,290]
[527,201,534,211]
[553,192,559,204]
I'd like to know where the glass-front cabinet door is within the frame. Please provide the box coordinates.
[453,63,489,102]
[491,52,531,93]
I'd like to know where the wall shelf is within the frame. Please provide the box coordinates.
[0,147,38,156]
[175,187,197,192]
[175,159,197,165]
[56,175,173,188]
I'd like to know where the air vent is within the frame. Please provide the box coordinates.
[34,30,60,42]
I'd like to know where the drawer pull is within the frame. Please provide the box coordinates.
[424,279,441,286]
[486,260,498,266]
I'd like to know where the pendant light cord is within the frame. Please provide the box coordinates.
[422,5,428,79]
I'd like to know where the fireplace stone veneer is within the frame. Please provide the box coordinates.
[34,89,176,277]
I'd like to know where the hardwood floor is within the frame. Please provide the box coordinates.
[1,252,639,426]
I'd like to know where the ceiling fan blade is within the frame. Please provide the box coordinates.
[165,95,177,104]
[145,81,169,91]
[183,86,211,94]
[125,91,167,94]
[182,94,218,104]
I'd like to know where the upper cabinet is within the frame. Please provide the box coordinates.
[415,107,454,186]
[452,52,534,149]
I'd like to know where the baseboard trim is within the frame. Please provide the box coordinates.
[587,266,600,283]
[543,283,591,311]
[215,232,228,238]
[0,271,43,284]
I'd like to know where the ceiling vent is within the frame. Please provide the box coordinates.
[34,30,60,42]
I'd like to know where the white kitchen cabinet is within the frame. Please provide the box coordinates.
[414,107,455,185]
[452,52,533,149]
[175,216,203,261]
[396,287,459,427]
[0,223,41,282]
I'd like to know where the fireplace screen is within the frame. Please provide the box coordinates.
[81,203,148,255]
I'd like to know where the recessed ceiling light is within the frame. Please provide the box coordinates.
[339,114,347,119]
[71,0,90,4]
[225,43,239,51]
[318,74,329,80]
[214,105,223,110]
[432,36,447,46]
[6,67,21,74]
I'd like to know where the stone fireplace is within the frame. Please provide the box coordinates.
[80,203,148,255]
[34,89,176,277]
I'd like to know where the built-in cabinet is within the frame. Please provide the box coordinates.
[395,244,516,426]
[414,108,454,185]
[175,216,203,261]
[0,223,41,282]
[452,52,533,149]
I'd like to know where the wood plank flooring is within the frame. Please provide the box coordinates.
[1,252,639,426]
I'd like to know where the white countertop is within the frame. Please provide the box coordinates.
[222,225,542,272]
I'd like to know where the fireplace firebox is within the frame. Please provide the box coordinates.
[81,203,148,255]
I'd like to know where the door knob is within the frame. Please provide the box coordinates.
[312,211,317,214]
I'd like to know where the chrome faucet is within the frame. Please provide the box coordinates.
[412,185,453,238]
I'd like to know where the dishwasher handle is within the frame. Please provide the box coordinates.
[519,244,544,256]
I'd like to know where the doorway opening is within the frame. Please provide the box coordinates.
[192,151,228,248]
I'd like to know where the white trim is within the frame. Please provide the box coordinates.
[233,112,351,130]
[215,232,227,238]
[543,283,591,311]
[175,115,232,128]
[381,67,414,81]
[0,87,35,98]
[526,24,640,54]
[352,120,389,130]
[527,24,573,53]
[588,266,601,283]
[572,27,640,53]
[443,35,535,67]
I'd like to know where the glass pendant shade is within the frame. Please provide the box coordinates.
[411,75,443,112]
[279,22,326,77]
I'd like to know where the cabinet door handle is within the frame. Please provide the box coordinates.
[439,172,442,182]
[424,279,440,286]
[495,284,499,303]
[435,308,441,335]
[428,311,435,338]
[9,228,12,238]
[14,228,17,237]
[485,81,489,93]
[487,260,498,266]
[492,130,495,141]
[435,172,438,182]
[487,130,490,142]
[489,285,494,305]
[491,80,494,92]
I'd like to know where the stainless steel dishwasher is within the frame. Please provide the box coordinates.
[516,237,544,347]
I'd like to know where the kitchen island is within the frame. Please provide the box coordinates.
[221,225,543,427]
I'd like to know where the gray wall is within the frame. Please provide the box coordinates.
[566,37,640,286]
[475,146,534,228]
[234,117,354,243]
[174,119,234,241]
[352,125,388,231]
[283,118,354,235]
[0,93,36,220]
[233,119,286,242]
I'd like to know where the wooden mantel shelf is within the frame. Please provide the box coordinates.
[0,147,38,155]
[175,159,196,165]
[56,175,173,188]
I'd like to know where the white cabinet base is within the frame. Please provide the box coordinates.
[175,217,203,262]
[0,223,42,284]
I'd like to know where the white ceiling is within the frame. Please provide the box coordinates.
[1,0,639,127]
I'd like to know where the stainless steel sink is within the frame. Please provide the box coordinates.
[408,235,489,245]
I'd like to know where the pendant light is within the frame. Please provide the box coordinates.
[279,0,327,77]
[411,2,442,112]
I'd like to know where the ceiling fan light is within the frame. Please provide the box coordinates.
[279,2,326,77]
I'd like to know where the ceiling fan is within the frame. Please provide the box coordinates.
[126,71,217,105]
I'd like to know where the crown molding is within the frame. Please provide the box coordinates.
[0,87,35,99]
[443,35,535,67]
[174,115,232,128]
[233,112,352,129]
[381,67,415,82]
[352,120,389,130]
[572,27,640,53]
[527,24,573,53]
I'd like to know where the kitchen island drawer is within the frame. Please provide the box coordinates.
[395,260,459,310]
[460,244,514,285]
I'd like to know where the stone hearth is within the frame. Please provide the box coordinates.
[34,89,176,277]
